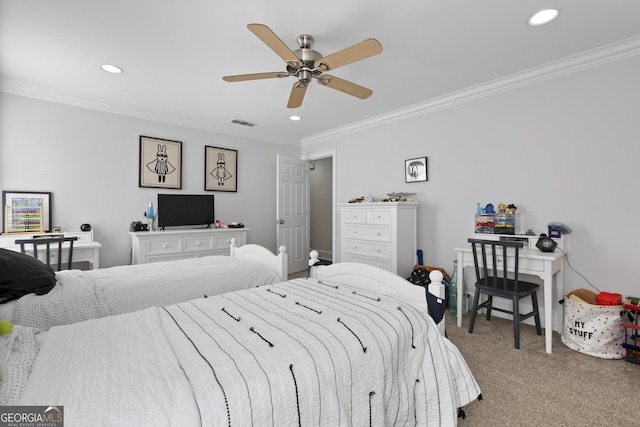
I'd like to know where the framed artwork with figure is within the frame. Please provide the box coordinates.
[205,146,237,192]
[139,136,182,189]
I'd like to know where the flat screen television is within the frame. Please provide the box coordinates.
[157,194,214,229]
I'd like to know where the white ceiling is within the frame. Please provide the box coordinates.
[2,1,640,145]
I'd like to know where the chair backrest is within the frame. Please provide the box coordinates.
[468,238,524,292]
[14,236,79,271]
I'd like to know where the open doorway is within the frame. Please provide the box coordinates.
[308,156,333,264]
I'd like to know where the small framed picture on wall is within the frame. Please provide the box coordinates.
[139,136,182,189]
[205,146,237,192]
[405,157,428,183]
[2,190,52,233]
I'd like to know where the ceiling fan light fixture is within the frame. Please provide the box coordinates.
[100,64,124,74]
[299,69,313,84]
[528,9,560,26]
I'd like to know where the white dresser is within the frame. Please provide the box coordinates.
[338,202,418,279]
[129,228,249,264]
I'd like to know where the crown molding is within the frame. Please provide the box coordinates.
[301,35,640,146]
[3,35,639,148]
[0,79,300,147]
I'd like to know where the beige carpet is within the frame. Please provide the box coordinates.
[447,312,639,427]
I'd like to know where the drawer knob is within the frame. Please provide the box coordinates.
[376,231,381,235]
[353,245,358,249]
[162,244,167,248]
[376,248,381,252]
[376,214,381,218]
[196,241,201,246]
[353,230,357,234]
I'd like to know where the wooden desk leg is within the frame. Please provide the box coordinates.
[457,251,464,328]
[544,265,553,354]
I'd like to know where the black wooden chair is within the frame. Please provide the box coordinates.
[14,236,79,271]
[467,238,542,349]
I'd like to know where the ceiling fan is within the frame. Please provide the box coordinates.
[222,23,383,108]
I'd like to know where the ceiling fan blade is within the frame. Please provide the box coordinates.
[247,23,301,66]
[287,82,308,108]
[222,72,286,82]
[315,38,382,71]
[318,75,373,99]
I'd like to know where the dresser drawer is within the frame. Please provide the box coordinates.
[213,233,245,250]
[342,208,367,224]
[69,231,94,243]
[366,209,391,225]
[342,224,391,242]
[183,235,215,252]
[342,239,392,258]
[341,253,393,271]
[146,237,182,255]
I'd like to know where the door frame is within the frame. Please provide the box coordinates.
[302,149,337,263]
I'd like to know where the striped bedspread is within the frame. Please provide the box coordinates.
[19,277,480,426]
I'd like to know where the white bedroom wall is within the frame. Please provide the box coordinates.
[302,54,640,300]
[0,94,301,268]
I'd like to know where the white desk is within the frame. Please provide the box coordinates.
[0,230,101,269]
[454,246,565,354]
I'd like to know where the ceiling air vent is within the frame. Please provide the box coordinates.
[230,119,256,127]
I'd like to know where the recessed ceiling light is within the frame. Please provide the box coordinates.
[100,64,124,74]
[528,9,560,26]
[289,115,301,121]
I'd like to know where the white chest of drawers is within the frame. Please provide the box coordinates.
[338,202,418,279]
[129,228,249,264]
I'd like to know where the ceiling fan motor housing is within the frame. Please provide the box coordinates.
[294,35,323,63]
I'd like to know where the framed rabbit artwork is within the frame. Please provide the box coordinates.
[205,145,237,192]
[139,136,182,189]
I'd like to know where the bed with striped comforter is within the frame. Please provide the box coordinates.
[18,276,480,426]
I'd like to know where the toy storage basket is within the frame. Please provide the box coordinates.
[561,297,625,359]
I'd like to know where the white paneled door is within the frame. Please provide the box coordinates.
[277,154,308,274]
